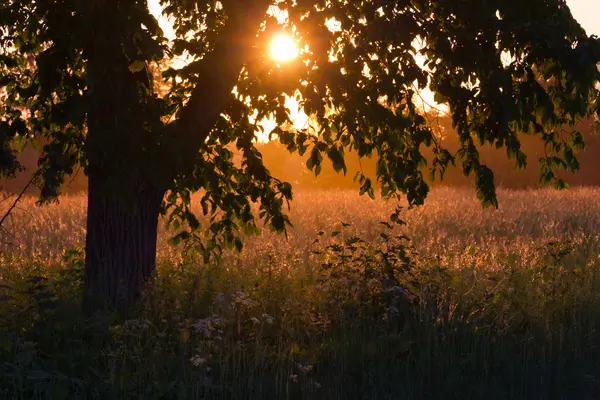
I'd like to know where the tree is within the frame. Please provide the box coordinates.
[1,0,599,312]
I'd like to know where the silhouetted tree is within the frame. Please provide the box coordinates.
[1,0,599,312]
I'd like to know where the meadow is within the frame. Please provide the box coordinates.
[2,187,600,399]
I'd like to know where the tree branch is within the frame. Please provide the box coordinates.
[0,171,38,236]
[169,0,273,176]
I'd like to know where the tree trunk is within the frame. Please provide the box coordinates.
[83,175,164,313]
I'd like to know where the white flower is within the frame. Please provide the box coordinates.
[297,363,313,373]
[261,313,274,324]
[189,355,207,367]
[230,290,258,309]
[192,316,227,338]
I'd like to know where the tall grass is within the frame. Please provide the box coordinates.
[1,187,600,399]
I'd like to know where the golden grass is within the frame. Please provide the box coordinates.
[1,186,599,271]
[2,187,600,398]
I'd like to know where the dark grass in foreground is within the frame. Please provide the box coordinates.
[2,189,600,399]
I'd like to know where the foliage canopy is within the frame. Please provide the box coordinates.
[1,0,599,307]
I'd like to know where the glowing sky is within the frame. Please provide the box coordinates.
[567,0,600,36]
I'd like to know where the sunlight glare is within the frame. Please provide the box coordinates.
[270,34,298,63]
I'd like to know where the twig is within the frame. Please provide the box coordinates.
[412,83,452,119]
[0,172,38,230]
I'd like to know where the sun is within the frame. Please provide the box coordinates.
[269,34,299,63]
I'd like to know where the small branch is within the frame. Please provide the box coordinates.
[412,83,452,119]
[0,172,37,230]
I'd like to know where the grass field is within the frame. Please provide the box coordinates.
[1,187,600,399]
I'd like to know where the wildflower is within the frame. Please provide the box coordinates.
[290,374,298,382]
[230,290,258,309]
[109,324,121,334]
[261,313,274,324]
[297,363,313,374]
[250,317,260,325]
[192,316,227,338]
[290,343,300,355]
[213,292,227,305]
[180,329,190,343]
[189,355,207,367]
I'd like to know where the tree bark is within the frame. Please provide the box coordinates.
[78,0,271,314]
[83,175,164,313]
[79,0,167,313]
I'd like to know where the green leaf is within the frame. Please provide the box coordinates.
[234,237,243,252]
[169,231,191,246]
[279,182,293,199]
[327,146,347,174]
[433,92,448,104]
[128,60,146,73]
